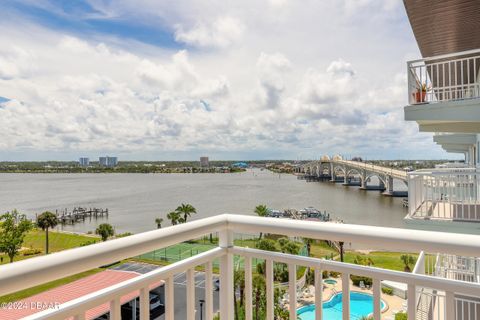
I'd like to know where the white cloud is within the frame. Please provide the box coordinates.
[0,1,449,160]
[174,16,245,48]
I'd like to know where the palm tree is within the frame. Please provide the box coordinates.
[96,223,114,241]
[254,204,268,239]
[339,241,345,262]
[400,254,415,272]
[175,203,196,223]
[37,211,58,254]
[167,211,182,225]
[155,217,164,229]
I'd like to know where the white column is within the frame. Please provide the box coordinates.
[109,297,121,320]
[445,291,455,320]
[139,286,150,320]
[266,259,274,320]
[205,261,214,320]
[165,276,175,320]
[407,283,416,319]
[341,273,350,320]
[314,268,323,320]
[372,278,381,320]
[245,257,253,320]
[186,268,195,320]
[289,264,297,320]
[219,229,234,320]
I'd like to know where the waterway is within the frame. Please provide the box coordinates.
[0,169,408,234]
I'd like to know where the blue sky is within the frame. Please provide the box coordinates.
[0,0,459,161]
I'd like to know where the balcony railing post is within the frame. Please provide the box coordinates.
[186,268,196,320]
[139,286,150,320]
[109,297,121,320]
[446,291,455,320]
[372,278,381,320]
[165,276,175,320]
[205,261,214,320]
[314,268,323,320]
[341,273,350,320]
[289,263,297,320]
[266,259,274,320]
[245,256,253,320]
[219,229,234,320]
[407,283,416,319]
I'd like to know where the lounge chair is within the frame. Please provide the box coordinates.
[360,281,366,290]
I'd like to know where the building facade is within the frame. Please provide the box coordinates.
[99,156,118,168]
[78,157,90,167]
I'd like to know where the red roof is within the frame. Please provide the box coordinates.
[0,269,163,320]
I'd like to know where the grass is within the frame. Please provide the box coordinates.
[0,268,104,303]
[342,251,419,272]
[0,229,99,265]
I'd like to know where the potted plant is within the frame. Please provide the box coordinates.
[414,83,428,103]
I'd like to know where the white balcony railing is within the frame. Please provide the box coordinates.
[408,48,480,105]
[407,169,480,222]
[1,215,480,320]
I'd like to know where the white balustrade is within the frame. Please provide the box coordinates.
[408,48,480,105]
[0,214,480,320]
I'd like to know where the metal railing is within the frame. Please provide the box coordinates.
[408,48,480,105]
[1,214,480,320]
[407,169,480,221]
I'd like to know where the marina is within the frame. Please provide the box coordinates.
[35,207,109,225]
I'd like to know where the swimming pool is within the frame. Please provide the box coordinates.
[323,279,337,285]
[297,292,386,320]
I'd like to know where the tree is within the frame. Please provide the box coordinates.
[95,223,114,241]
[254,205,268,239]
[155,217,163,229]
[400,254,415,272]
[37,211,58,254]
[175,203,196,223]
[354,255,374,266]
[0,210,32,263]
[167,211,183,225]
[252,274,266,320]
[234,270,245,320]
[339,241,345,262]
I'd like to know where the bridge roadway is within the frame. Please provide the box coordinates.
[297,157,408,196]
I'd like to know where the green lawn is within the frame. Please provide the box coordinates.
[0,229,99,264]
[342,251,419,272]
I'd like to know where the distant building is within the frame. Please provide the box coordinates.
[79,157,90,167]
[232,162,248,169]
[200,156,209,167]
[99,156,118,167]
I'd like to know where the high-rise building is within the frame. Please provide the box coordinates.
[78,157,89,167]
[200,156,209,167]
[99,156,118,167]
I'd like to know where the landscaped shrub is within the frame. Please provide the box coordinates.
[395,312,407,320]
[79,240,97,247]
[382,287,394,295]
[350,275,372,286]
[22,248,42,256]
[329,271,341,278]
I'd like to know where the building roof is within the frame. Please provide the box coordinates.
[0,269,162,320]
[403,0,480,57]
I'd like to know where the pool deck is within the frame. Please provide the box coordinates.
[291,276,406,319]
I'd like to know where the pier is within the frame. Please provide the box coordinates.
[36,207,109,225]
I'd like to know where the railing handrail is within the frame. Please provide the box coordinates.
[408,168,478,176]
[0,214,227,296]
[2,214,480,297]
[407,48,480,65]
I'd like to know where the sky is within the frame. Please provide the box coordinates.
[0,0,459,161]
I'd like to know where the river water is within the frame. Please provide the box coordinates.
[0,169,408,234]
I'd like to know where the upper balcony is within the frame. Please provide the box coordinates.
[406,168,480,227]
[404,49,480,133]
[1,214,480,320]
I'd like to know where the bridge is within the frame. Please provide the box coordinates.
[296,155,408,196]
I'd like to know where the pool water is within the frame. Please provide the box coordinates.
[323,279,337,285]
[297,292,386,320]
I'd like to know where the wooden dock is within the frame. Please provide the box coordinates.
[36,207,109,225]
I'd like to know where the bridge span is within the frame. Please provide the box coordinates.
[296,156,408,196]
